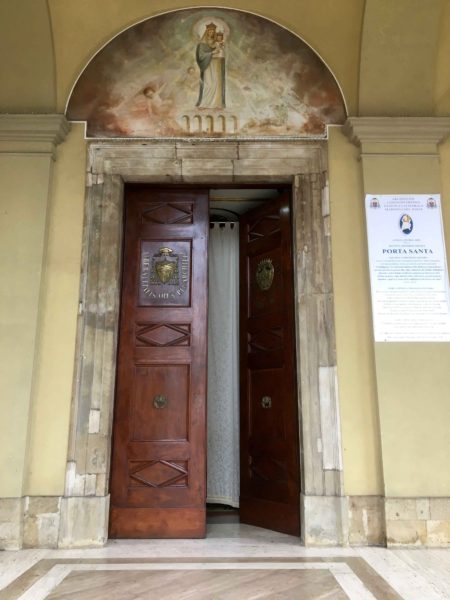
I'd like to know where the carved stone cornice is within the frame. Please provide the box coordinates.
[0,114,70,157]
[343,116,450,147]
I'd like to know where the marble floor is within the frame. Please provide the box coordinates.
[1,524,450,599]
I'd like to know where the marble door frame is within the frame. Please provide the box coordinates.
[61,139,346,547]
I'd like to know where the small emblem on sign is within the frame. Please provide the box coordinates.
[399,214,413,235]
[256,258,274,291]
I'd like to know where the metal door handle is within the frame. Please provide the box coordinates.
[153,395,167,409]
[261,396,272,409]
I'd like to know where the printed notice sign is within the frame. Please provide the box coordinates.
[365,194,450,342]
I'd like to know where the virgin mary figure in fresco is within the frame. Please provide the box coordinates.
[195,22,226,109]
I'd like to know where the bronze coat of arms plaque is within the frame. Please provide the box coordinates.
[255,258,274,291]
[139,241,191,306]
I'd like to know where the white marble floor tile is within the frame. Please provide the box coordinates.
[358,547,448,600]
[0,549,50,590]
[17,564,72,600]
[331,572,377,600]
[392,548,450,598]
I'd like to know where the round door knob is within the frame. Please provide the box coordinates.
[153,395,167,409]
[261,396,272,409]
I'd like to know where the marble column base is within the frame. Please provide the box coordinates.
[0,495,109,549]
[348,495,386,546]
[0,497,24,550]
[301,494,349,546]
[58,495,110,548]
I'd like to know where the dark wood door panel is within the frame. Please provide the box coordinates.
[109,186,208,539]
[239,191,301,537]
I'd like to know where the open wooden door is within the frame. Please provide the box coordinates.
[239,192,301,536]
[109,186,208,538]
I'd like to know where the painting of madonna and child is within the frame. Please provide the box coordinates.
[67,8,346,138]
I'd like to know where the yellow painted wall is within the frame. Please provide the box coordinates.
[435,0,450,115]
[359,0,444,116]
[328,127,384,496]
[361,146,450,497]
[24,125,87,496]
[0,154,53,496]
[440,139,450,238]
[0,0,55,112]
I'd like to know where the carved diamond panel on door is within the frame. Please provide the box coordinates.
[109,187,208,539]
[135,323,191,347]
[248,328,283,354]
[141,202,194,224]
[129,460,188,488]
[248,214,281,241]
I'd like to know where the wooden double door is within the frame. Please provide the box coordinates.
[109,186,300,539]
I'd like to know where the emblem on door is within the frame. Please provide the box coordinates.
[139,241,190,306]
[153,395,168,409]
[153,247,178,284]
[256,258,274,291]
[261,396,272,409]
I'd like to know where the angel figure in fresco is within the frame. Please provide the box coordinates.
[143,82,173,117]
[195,22,226,109]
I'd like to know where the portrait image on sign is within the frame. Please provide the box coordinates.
[139,241,191,306]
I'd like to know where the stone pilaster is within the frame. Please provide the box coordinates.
[0,114,69,549]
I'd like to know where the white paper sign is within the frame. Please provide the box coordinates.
[365,194,450,342]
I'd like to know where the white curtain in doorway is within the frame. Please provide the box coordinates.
[207,223,240,507]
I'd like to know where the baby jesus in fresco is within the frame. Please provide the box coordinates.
[214,31,225,59]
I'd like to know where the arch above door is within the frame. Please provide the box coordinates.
[66,8,346,139]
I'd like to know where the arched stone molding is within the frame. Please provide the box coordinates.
[59,139,347,547]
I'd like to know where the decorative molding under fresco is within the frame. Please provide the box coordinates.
[66,8,346,139]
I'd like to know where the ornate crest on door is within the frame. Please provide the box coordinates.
[152,247,178,285]
[255,258,274,291]
[139,241,191,306]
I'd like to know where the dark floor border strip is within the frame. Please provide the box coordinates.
[0,556,403,600]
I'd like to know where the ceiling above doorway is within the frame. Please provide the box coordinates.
[209,187,281,220]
